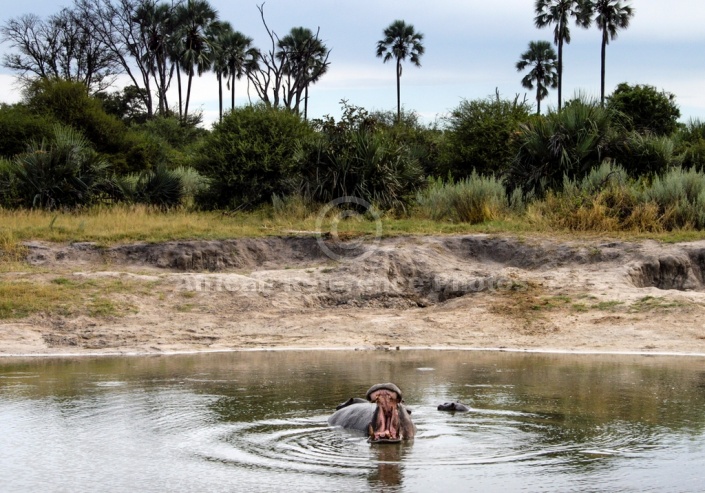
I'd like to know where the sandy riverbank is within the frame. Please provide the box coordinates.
[2,234,705,356]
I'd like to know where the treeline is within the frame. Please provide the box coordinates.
[0,0,329,121]
[2,76,705,234]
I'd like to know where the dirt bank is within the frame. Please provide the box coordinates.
[3,234,705,356]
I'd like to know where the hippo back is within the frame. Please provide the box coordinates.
[327,403,376,433]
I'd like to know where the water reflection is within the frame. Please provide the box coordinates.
[1,351,705,492]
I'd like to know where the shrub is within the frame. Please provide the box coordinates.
[416,172,508,224]
[0,158,19,208]
[507,97,619,195]
[298,125,424,211]
[613,132,678,177]
[9,125,118,209]
[23,78,128,155]
[607,83,680,136]
[439,93,531,179]
[676,119,705,171]
[117,166,185,208]
[533,162,654,232]
[0,103,55,158]
[195,105,313,209]
[644,168,705,229]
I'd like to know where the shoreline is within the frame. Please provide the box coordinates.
[3,346,705,359]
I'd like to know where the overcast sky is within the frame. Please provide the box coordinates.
[1,0,704,127]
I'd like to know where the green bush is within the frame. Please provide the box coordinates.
[507,97,618,195]
[0,103,55,158]
[439,93,531,178]
[117,166,185,208]
[195,105,314,209]
[299,103,424,211]
[9,125,118,209]
[0,158,19,208]
[416,172,508,224]
[613,132,678,176]
[369,108,444,176]
[675,119,705,171]
[607,83,680,136]
[23,78,128,155]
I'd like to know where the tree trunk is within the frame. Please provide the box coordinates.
[184,69,193,121]
[396,58,402,123]
[218,72,223,123]
[176,67,183,120]
[304,84,309,121]
[557,38,563,112]
[600,29,607,107]
[536,85,541,115]
[231,62,236,110]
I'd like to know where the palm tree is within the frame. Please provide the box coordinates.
[376,20,424,123]
[517,41,559,115]
[210,24,257,122]
[209,21,232,123]
[277,27,330,119]
[135,1,177,116]
[534,0,591,111]
[173,0,218,121]
[223,31,257,112]
[583,0,634,105]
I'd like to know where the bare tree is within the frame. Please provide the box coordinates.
[75,0,164,117]
[246,4,330,114]
[1,8,119,92]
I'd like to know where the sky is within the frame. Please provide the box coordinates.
[1,0,704,128]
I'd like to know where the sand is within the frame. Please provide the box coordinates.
[2,234,705,357]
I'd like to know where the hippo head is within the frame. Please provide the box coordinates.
[365,383,415,442]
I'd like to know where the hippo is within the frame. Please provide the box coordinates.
[328,383,416,443]
[437,402,470,412]
[336,397,368,410]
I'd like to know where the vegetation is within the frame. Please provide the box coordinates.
[439,93,531,178]
[1,0,704,246]
[194,104,314,209]
[608,83,681,136]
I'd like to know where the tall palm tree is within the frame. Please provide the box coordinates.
[534,0,591,111]
[210,24,257,122]
[133,0,175,116]
[516,41,559,115]
[223,31,257,112]
[277,27,329,119]
[376,20,424,123]
[209,21,232,123]
[173,0,218,121]
[583,0,634,105]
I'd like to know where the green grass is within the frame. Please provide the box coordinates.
[0,276,144,320]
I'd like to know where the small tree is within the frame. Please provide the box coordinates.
[195,105,314,209]
[608,83,680,136]
[441,93,531,178]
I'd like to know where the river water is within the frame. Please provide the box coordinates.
[1,350,704,492]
